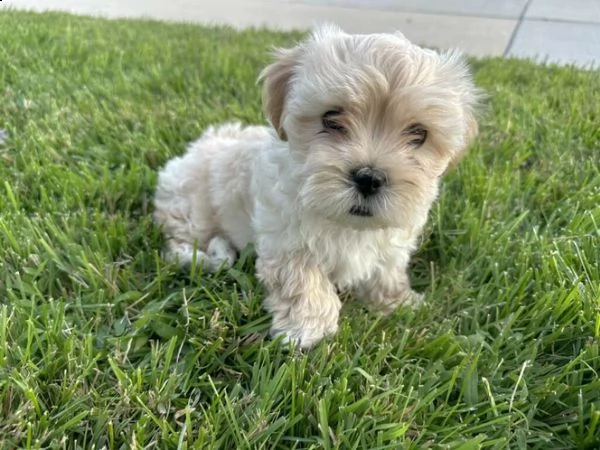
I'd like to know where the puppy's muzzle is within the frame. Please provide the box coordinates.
[350,167,387,197]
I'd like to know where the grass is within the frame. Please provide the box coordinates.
[0,10,599,449]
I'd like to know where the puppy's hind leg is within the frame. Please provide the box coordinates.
[154,150,236,272]
[205,235,237,271]
[164,236,236,272]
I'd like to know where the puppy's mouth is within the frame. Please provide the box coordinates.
[349,205,373,217]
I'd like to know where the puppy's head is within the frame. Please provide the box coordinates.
[259,24,480,230]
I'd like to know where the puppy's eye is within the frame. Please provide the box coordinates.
[404,123,428,147]
[321,110,347,134]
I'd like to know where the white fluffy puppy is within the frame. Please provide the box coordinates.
[154,24,479,348]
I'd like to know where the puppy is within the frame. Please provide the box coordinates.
[153,24,479,348]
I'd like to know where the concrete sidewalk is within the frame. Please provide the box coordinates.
[2,0,599,67]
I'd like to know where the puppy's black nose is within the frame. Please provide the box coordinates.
[351,167,386,197]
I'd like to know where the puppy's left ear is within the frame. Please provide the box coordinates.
[449,111,479,168]
[441,51,482,169]
[258,45,303,141]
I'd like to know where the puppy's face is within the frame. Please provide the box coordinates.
[260,25,479,230]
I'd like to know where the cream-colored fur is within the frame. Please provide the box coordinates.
[153,24,479,348]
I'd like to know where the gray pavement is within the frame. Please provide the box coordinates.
[2,0,599,67]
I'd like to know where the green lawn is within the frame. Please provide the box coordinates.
[1,10,599,449]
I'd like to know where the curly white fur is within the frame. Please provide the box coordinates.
[153,24,479,348]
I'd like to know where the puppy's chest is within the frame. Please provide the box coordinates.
[313,234,388,290]
[329,252,380,290]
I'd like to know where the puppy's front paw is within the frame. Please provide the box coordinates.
[258,254,341,348]
[270,314,339,349]
[398,289,425,308]
[383,289,425,313]
[267,298,340,349]
[361,288,425,314]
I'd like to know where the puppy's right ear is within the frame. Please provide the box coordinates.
[258,46,303,141]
